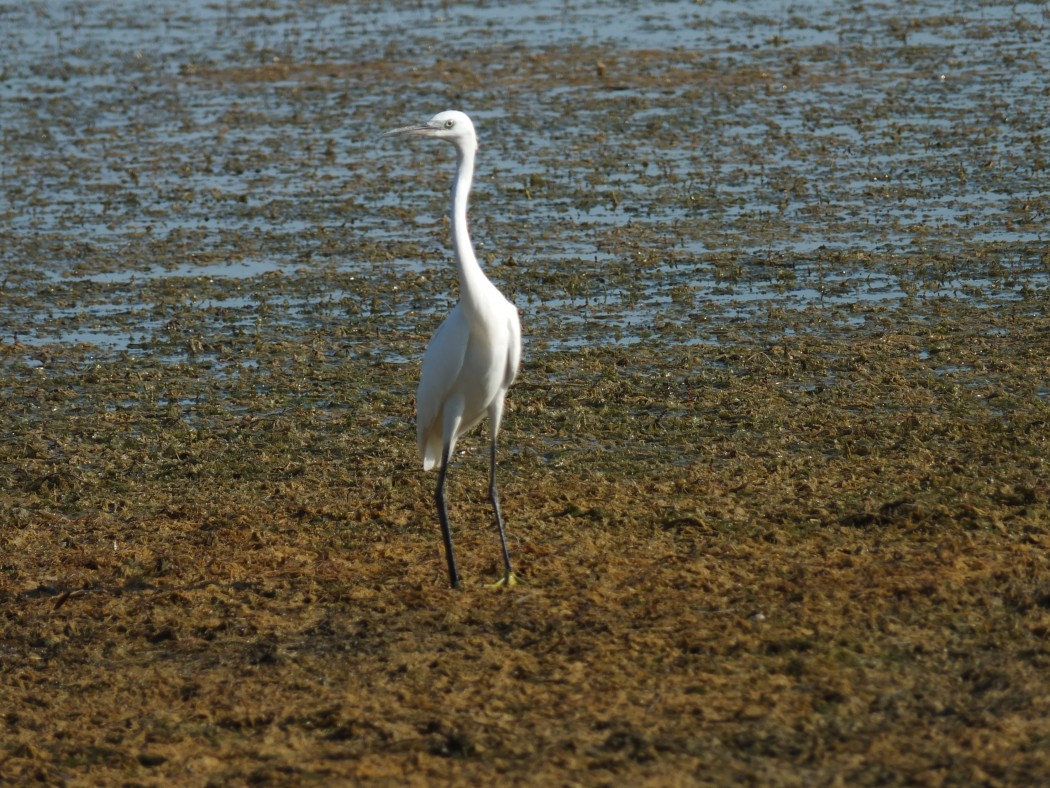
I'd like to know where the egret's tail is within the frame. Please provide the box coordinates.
[419,429,444,471]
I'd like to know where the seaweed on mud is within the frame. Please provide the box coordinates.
[2,1,1049,784]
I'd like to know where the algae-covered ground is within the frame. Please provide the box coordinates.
[2,1,1049,784]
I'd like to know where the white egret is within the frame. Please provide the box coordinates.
[383,110,522,590]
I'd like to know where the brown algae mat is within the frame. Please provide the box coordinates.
[3,1,1050,784]
[2,305,1049,784]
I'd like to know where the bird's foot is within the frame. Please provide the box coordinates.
[486,572,519,589]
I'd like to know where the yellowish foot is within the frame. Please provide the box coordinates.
[486,572,519,589]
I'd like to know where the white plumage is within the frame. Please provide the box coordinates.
[384,110,521,589]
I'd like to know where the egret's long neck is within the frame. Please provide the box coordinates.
[451,144,491,308]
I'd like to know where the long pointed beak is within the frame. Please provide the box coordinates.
[382,122,436,139]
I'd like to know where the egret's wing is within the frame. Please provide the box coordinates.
[416,308,469,460]
[504,306,522,389]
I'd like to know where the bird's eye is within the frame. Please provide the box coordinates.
[444,119,455,129]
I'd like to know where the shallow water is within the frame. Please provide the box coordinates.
[1,0,1047,355]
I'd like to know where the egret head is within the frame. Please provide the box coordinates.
[383,110,477,151]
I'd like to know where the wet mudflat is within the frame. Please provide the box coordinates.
[2,0,1049,784]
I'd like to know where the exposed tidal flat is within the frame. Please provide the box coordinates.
[1,1,1048,783]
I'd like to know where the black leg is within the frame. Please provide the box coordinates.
[489,439,514,579]
[436,444,460,589]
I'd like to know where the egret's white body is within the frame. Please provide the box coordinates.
[417,294,520,471]
[383,110,521,589]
